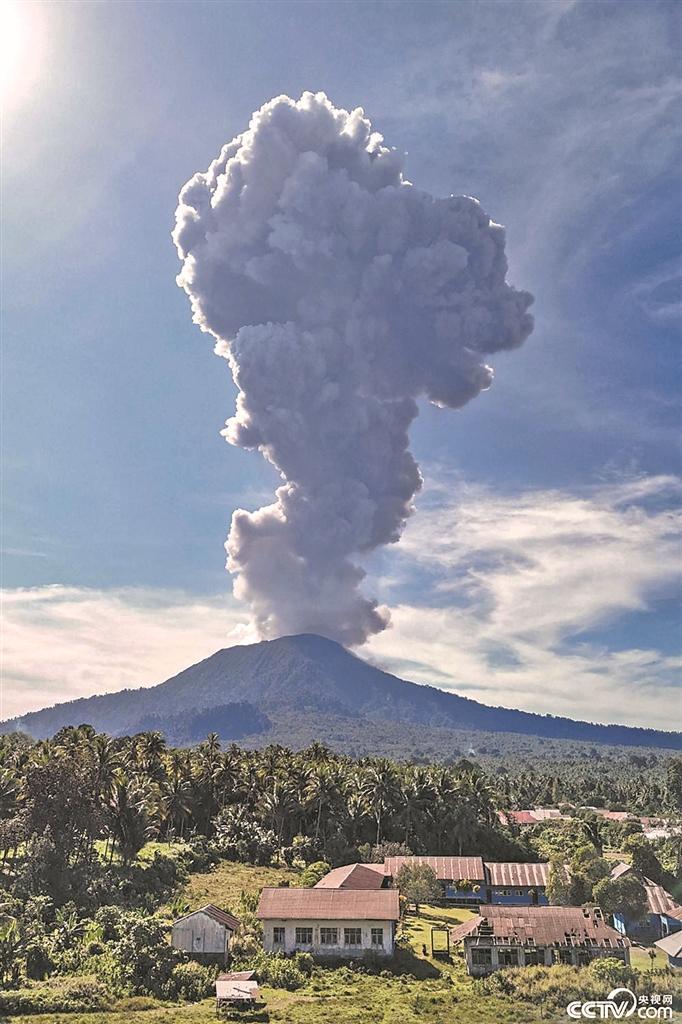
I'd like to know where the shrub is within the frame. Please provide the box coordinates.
[588,957,637,989]
[170,960,217,1001]
[0,976,109,1014]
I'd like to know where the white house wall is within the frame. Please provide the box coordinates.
[262,918,395,957]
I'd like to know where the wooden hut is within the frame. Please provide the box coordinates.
[171,904,239,964]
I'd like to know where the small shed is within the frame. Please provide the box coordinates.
[216,970,260,1009]
[171,904,240,964]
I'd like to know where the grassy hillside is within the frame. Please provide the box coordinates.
[9,859,679,1024]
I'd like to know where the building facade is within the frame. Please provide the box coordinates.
[609,863,682,940]
[383,856,486,905]
[452,905,630,977]
[257,887,400,958]
[485,862,550,906]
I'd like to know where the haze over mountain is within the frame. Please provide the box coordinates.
[3,634,680,754]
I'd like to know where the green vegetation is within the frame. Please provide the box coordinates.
[0,728,680,1022]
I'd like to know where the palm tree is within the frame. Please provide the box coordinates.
[360,760,399,847]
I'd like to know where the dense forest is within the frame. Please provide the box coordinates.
[0,726,681,1010]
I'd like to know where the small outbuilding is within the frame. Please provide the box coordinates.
[171,904,240,964]
[216,970,260,1010]
[654,931,682,969]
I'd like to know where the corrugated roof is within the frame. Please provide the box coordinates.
[453,905,629,948]
[315,863,387,890]
[645,883,682,920]
[173,904,240,931]
[384,856,485,881]
[257,887,400,921]
[486,862,550,887]
[215,979,259,1001]
[609,864,682,921]
[450,917,482,943]
[654,931,682,958]
[610,862,632,880]
[218,971,255,981]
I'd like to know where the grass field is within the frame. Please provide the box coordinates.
[6,863,679,1024]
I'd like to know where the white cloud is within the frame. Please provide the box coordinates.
[1,475,679,730]
[366,474,681,730]
[0,586,250,720]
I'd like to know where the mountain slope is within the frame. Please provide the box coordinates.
[4,633,680,750]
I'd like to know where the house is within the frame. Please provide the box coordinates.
[257,887,400,957]
[314,863,388,890]
[215,970,260,1008]
[485,862,551,906]
[654,931,682,969]
[608,863,682,940]
[171,904,240,964]
[451,905,630,976]
[383,856,486,905]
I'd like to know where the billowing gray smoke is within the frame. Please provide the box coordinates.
[173,92,533,646]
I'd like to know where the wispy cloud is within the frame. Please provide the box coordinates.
[1,475,679,730]
[0,586,249,720]
[366,473,681,730]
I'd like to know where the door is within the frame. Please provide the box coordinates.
[193,932,204,952]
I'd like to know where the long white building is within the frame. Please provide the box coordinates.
[257,887,400,958]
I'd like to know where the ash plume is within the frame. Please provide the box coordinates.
[173,92,534,646]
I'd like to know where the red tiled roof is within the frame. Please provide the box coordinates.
[506,811,540,825]
[315,863,386,890]
[454,905,629,949]
[257,887,400,921]
[384,856,485,882]
[173,904,240,931]
[486,862,550,887]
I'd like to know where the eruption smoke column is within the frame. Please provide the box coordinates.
[174,92,534,646]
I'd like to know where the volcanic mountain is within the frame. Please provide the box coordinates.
[4,634,680,754]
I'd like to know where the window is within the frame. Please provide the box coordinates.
[371,928,384,947]
[471,948,493,966]
[502,889,511,896]
[499,949,519,967]
[295,927,313,946]
[320,928,338,945]
[554,948,573,965]
[273,927,285,945]
[524,949,544,966]
[344,927,362,946]
[515,889,524,896]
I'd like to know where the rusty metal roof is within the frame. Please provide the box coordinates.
[384,856,485,881]
[610,864,682,920]
[315,863,387,890]
[257,887,400,920]
[610,862,633,880]
[645,883,682,920]
[452,906,628,948]
[173,904,240,931]
[450,917,482,943]
[486,862,550,887]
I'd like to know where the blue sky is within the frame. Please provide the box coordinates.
[3,0,680,727]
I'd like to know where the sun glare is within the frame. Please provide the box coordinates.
[0,0,41,109]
